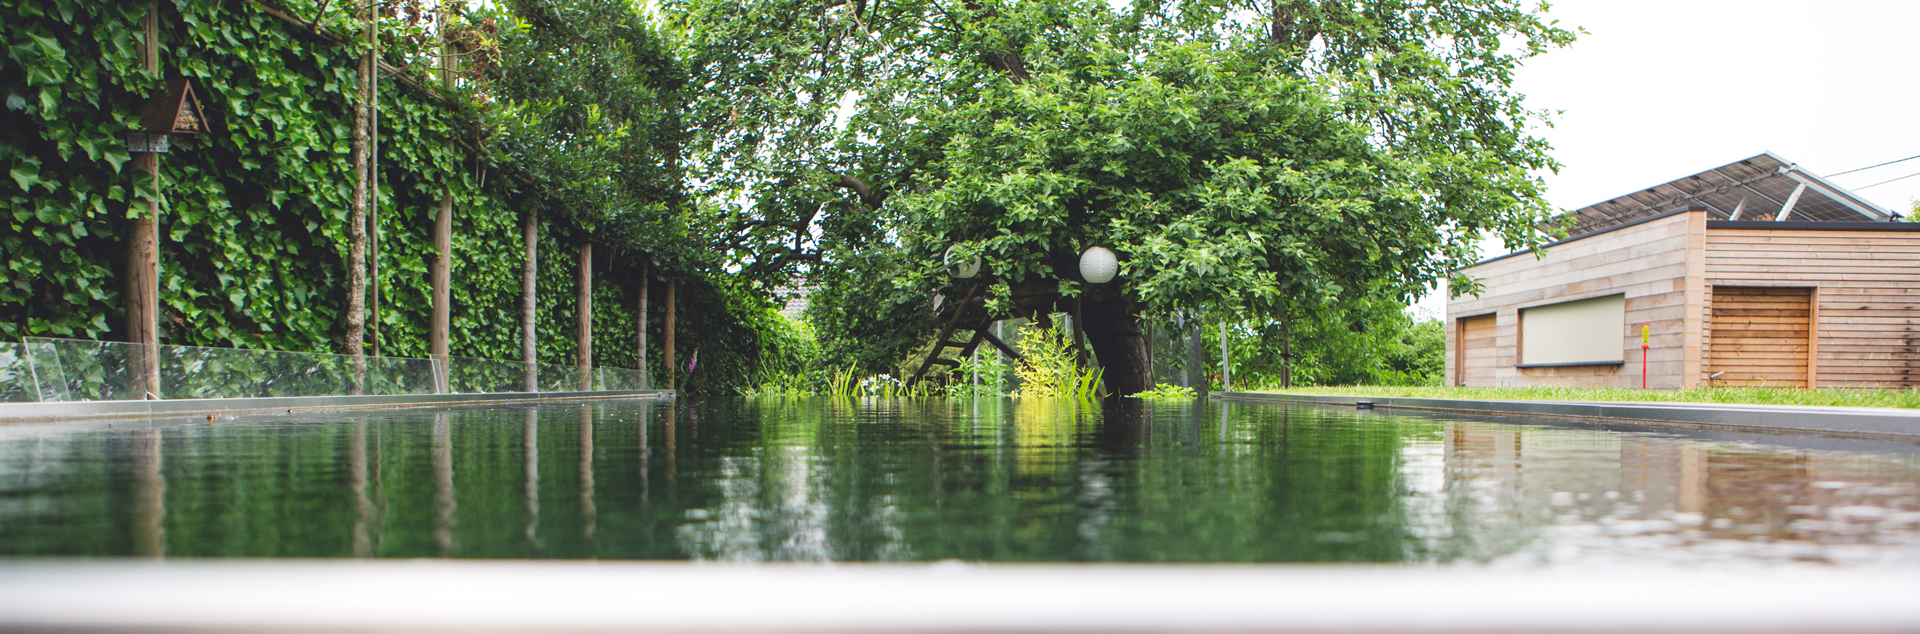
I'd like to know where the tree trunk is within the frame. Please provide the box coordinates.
[1280,316,1293,389]
[576,241,593,391]
[664,281,677,391]
[126,3,161,399]
[430,189,451,358]
[1081,291,1153,396]
[127,154,161,398]
[637,259,649,389]
[345,20,372,393]
[1186,310,1205,393]
[520,207,539,391]
[428,1,456,392]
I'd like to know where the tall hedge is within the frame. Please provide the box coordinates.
[0,0,781,393]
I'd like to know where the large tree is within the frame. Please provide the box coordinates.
[669,0,1573,394]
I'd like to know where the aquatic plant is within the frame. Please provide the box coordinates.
[1013,325,1101,400]
[1137,383,1196,401]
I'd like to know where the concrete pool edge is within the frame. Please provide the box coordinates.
[0,389,676,424]
[1216,391,1920,438]
[0,559,1914,633]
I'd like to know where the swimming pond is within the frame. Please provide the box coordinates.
[1,397,1915,565]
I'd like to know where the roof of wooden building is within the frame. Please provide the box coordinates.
[1561,152,1897,238]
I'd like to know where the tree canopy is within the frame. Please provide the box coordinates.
[667,0,1574,391]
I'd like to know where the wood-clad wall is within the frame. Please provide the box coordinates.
[1703,227,1920,388]
[1446,210,1705,388]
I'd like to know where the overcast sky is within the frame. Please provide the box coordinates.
[1413,0,1920,319]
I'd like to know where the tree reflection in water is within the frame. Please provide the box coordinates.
[0,398,1916,566]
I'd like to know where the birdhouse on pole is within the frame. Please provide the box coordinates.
[127,78,207,154]
[139,78,208,135]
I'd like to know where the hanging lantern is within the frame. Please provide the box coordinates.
[945,245,982,279]
[1079,246,1118,284]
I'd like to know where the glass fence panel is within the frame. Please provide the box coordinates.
[22,338,436,401]
[0,342,35,403]
[160,345,437,399]
[535,363,583,393]
[596,367,643,391]
[4,338,649,402]
[22,339,69,402]
[359,355,439,396]
[25,338,147,401]
[444,356,530,394]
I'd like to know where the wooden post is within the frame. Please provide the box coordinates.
[577,241,593,391]
[366,6,383,359]
[637,259,650,389]
[126,4,162,398]
[664,281,677,391]
[127,153,161,398]
[429,3,456,367]
[345,1,372,370]
[431,192,452,358]
[520,207,539,391]
[1219,319,1231,392]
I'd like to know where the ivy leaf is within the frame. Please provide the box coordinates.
[28,31,64,60]
[9,160,42,192]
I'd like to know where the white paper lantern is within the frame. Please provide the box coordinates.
[1079,246,1118,284]
[945,245,982,279]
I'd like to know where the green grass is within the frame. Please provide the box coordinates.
[1253,385,1920,409]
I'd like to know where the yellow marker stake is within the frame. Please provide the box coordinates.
[1640,324,1651,389]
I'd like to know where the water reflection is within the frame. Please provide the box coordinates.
[0,398,1915,566]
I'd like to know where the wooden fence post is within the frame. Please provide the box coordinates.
[520,207,538,391]
[125,3,163,398]
[429,5,457,372]
[577,241,592,391]
[665,281,677,391]
[637,259,649,389]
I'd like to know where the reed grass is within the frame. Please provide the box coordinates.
[1256,385,1920,409]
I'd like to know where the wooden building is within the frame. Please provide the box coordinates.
[1446,152,1920,389]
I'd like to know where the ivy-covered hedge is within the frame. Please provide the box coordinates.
[2,0,775,395]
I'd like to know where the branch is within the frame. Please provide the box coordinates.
[837,173,888,210]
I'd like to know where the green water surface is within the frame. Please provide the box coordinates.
[2,398,1916,565]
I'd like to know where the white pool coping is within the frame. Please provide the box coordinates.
[0,559,1914,632]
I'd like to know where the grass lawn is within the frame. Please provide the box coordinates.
[1251,385,1920,409]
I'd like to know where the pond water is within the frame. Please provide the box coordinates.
[1,398,1917,566]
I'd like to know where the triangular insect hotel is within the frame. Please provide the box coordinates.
[138,78,208,134]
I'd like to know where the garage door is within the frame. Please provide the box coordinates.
[1457,314,1497,387]
[1707,286,1811,387]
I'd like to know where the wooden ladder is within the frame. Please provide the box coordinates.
[906,290,1025,389]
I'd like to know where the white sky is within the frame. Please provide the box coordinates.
[1411,0,1920,321]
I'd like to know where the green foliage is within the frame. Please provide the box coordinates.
[804,245,934,376]
[738,313,824,396]
[949,351,1013,398]
[1,0,789,397]
[1137,383,1196,401]
[1216,299,1445,388]
[1,0,494,353]
[1012,324,1100,399]
[667,0,1574,353]
[484,0,687,255]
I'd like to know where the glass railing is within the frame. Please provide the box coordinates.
[0,342,34,403]
[3,337,653,403]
